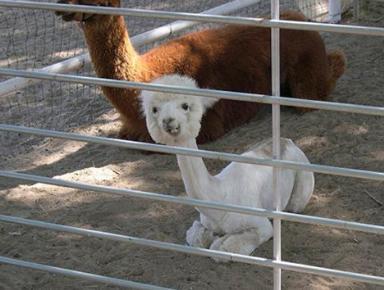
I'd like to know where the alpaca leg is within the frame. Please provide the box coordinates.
[186,220,215,248]
[209,219,273,256]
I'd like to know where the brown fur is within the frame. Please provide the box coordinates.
[56,0,346,143]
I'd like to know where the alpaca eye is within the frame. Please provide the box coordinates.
[181,103,189,111]
[152,107,158,114]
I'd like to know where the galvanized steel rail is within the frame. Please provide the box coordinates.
[1,1,384,289]
[1,170,384,235]
[0,0,260,98]
[0,256,172,290]
[271,0,282,288]
[1,124,384,182]
[1,69,384,116]
[1,0,384,36]
[1,215,383,286]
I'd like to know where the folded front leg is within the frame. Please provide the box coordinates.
[186,220,215,248]
[209,219,273,256]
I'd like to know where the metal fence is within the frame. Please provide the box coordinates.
[0,0,383,289]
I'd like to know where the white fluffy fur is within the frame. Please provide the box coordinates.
[141,75,217,145]
[140,74,315,257]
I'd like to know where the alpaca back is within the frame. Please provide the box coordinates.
[215,139,302,210]
[282,142,315,213]
[244,138,314,211]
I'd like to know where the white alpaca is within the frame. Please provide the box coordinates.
[140,75,314,256]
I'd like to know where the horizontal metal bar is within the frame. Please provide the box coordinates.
[1,170,383,235]
[129,0,262,47]
[0,256,172,290]
[1,124,384,182]
[0,0,383,36]
[0,0,259,98]
[0,56,89,99]
[1,69,384,117]
[279,260,384,286]
[0,215,383,286]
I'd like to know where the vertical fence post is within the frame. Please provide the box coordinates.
[271,0,281,289]
[329,0,342,23]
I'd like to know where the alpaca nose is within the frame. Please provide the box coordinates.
[162,118,180,136]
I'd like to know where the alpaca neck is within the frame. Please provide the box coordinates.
[82,16,143,81]
[176,138,220,201]
[82,16,149,121]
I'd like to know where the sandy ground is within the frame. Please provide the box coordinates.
[0,1,383,289]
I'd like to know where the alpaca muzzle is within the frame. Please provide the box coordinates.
[162,118,180,136]
[55,1,105,22]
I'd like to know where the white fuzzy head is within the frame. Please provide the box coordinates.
[140,75,217,145]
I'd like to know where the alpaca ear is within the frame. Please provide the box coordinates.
[201,96,218,111]
[139,90,151,117]
[140,103,146,118]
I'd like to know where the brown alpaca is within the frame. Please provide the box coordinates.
[56,0,346,143]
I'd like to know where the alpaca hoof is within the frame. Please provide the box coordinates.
[209,234,258,257]
[208,236,233,263]
[186,221,214,248]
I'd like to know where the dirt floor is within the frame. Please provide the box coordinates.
[0,1,383,290]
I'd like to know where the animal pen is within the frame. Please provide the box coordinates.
[0,0,383,289]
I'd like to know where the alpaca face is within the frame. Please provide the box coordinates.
[55,0,121,22]
[140,75,206,146]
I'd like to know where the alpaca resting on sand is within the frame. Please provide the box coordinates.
[140,75,315,256]
[56,0,346,144]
